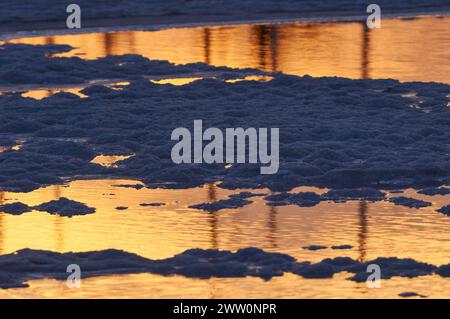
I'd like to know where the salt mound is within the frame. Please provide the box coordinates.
[0,44,449,198]
[419,187,450,196]
[189,197,253,212]
[0,246,449,289]
[34,197,96,217]
[437,205,450,216]
[0,202,32,215]
[388,196,432,209]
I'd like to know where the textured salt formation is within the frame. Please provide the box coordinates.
[0,138,16,147]
[437,205,450,216]
[34,197,96,217]
[230,192,266,199]
[435,263,450,276]
[303,245,353,251]
[418,187,450,196]
[112,184,145,190]
[322,188,386,202]
[348,257,436,282]
[0,198,95,217]
[1,247,448,289]
[265,192,322,207]
[0,0,448,25]
[264,188,386,208]
[398,292,427,298]
[331,245,353,250]
[140,203,165,207]
[189,192,265,212]
[303,245,327,251]
[0,44,258,86]
[0,248,154,289]
[189,197,253,212]
[388,196,433,209]
[0,202,32,215]
[0,44,449,199]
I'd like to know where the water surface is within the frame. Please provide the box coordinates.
[4,15,450,84]
[0,180,449,298]
[0,16,449,298]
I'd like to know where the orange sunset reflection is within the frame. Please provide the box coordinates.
[3,16,450,84]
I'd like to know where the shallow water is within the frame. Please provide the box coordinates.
[4,15,450,84]
[0,16,450,298]
[0,180,450,298]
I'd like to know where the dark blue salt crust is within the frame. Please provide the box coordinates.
[34,197,96,217]
[348,257,436,282]
[189,197,253,212]
[230,192,266,199]
[0,202,32,215]
[437,205,450,216]
[0,44,449,197]
[190,192,265,212]
[264,188,386,208]
[398,292,427,298]
[0,138,15,147]
[303,245,353,251]
[112,184,145,190]
[323,188,386,202]
[140,202,165,207]
[0,247,446,289]
[0,0,448,24]
[331,245,353,250]
[388,196,432,209]
[0,44,256,86]
[418,187,450,196]
[303,245,327,251]
[0,198,95,217]
[266,192,322,207]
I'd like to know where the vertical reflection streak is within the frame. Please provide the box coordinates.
[203,28,211,65]
[207,184,218,250]
[269,26,279,72]
[361,23,371,79]
[54,186,64,252]
[255,25,266,71]
[104,33,114,56]
[205,184,218,299]
[267,204,278,249]
[358,201,368,262]
[3,17,450,84]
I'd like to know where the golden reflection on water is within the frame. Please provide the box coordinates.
[16,80,132,99]
[5,273,450,299]
[358,201,368,262]
[1,16,450,298]
[150,77,203,85]
[0,182,448,260]
[20,75,274,98]
[225,75,274,83]
[0,180,450,297]
[0,144,22,153]
[21,88,87,100]
[3,16,450,83]
[91,155,134,168]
